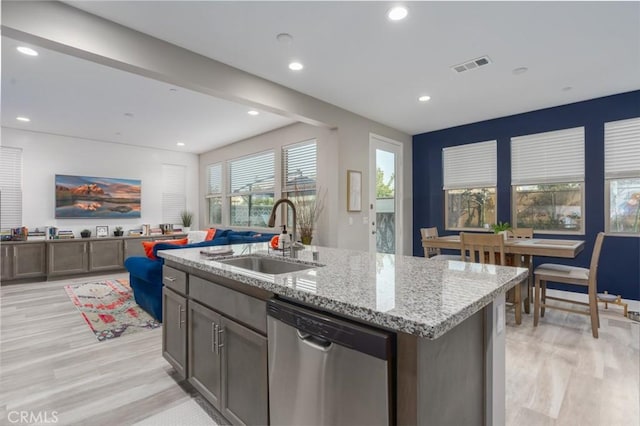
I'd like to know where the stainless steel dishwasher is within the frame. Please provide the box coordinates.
[267,298,393,426]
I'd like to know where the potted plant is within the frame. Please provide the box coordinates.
[180,210,194,233]
[80,229,91,238]
[293,187,326,245]
[490,221,512,239]
[113,226,124,237]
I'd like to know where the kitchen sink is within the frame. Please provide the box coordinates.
[218,256,321,275]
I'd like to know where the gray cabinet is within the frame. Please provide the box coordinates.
[163,287,187,378]
[13,243,46,279]
[89,239,124,271]
[124,238,152,259]
[1,245,12,281]
[188,300,223,409]
[48,241,89,276]
[1,243,47,282]
[221,316,269,426]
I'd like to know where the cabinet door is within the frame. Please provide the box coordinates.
[124,238,152,259]
[221,316,269,426]
[89,239,124,271]
[1,245,13,281]
[48,242,89,276]
[13,243,46,279]
[162,287,187,378]
[188,301,223,410]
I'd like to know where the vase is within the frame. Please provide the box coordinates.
[182,227,191,234]
[300,235,313,245]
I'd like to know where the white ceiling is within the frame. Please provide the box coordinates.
[1,36,295,154]
[63,1,640,135]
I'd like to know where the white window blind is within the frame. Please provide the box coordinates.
[229,151,275,194]
[442,140,497,190]
[605,117,640,179]
[511,127,585,185]
[282,139,317,192]
[0,147,23,229]
[206,163,223,195]
[162,164,186,224]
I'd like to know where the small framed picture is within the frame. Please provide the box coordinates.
[347,170,362,212]
[96,226,109,238]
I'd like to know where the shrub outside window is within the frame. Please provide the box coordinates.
[446,188,496,229]
[513,183,583,232]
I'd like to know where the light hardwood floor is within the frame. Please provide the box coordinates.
[1,275,638,425]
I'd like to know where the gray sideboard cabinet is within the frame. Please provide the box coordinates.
[47,241,89,276]
[89,239,124,271]
[1,242,46,281]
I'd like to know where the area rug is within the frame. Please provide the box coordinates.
[64,278,160,341]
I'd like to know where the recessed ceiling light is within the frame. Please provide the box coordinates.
[418,95,431,102]
[512,67,528,75]
[288,62,304,71]
[176,142,185,147]
[388,6,408,21]
[16,46,38,56]
[16,116,31,122]
[248,110,259,116]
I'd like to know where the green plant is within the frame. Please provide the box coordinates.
[180,210,193,227]
[115,226,123,232]
[490,221,511,233]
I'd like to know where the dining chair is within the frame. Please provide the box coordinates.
[533,232,604,338]
[420,227,461,261]
[461,232,523,324]
[506,227,534,314]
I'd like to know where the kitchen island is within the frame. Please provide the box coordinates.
[158,243,527,425]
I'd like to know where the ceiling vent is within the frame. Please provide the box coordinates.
[451,56,492,73]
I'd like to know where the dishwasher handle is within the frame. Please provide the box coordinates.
[296,329,333,352]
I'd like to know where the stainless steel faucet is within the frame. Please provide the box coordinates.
[268,198,297,247]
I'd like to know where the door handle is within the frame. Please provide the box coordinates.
[218,326,225,352]
[178,305,185,329]
[212,323,218,354]
[296,329,332,352]
[164,276,176,282]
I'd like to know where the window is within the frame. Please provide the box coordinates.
[511,127,584,233]
[605,117,640,234]
[0,147,23,229]
[206,163,223,225]
[282,140,317,224]
[443,140,497,229]
[162,164,186,224]
[228,151,275,227]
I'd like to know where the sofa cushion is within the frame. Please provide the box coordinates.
[143,238,188,260]
[187,230,208,244]
[124,256,163,284]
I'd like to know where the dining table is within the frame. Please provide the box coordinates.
[422,234,585,315]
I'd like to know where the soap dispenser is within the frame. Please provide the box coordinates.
[279,224,289,250]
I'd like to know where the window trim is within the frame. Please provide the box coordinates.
[511,183,585,236]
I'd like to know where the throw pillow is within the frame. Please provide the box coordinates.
[205,228,217,241]
[187,230,207,244]
[142,238,188,260]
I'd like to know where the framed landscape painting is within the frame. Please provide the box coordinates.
[55,174,141,218]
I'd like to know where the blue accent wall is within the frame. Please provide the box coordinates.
[413,90,640,300]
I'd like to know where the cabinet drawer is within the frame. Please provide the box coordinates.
[190,275,266,334]
[163,265,187,294]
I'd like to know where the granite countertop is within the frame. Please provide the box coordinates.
[158,243,528,339]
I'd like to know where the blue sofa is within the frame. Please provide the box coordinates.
[124,229,275,321]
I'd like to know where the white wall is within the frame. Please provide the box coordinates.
[2,127,199,238]
[199,123,339,247]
